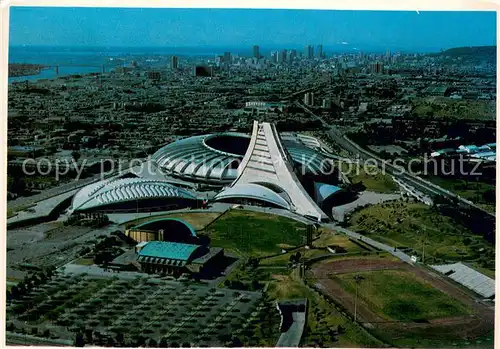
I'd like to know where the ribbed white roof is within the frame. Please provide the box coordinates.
[431,262,495,298]
[214,183,292,210]
[215,183,291,210]
[70,177,196,212]
[150,133,333,184]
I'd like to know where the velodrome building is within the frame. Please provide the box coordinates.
[69,121,346,221]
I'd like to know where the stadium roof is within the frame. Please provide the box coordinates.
[132,217,197,237]
[431,262,495,298]
[214,183,292,209]
[70,177,196,212]
[314,182,343,204]
[138,241,201,261]
[150,132,334,184]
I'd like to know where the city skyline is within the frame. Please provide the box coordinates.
[9,8,496,51]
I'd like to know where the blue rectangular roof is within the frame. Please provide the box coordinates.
[472,151,496,158]
[138,241,200,261]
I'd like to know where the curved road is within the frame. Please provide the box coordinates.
[296,100,494,219]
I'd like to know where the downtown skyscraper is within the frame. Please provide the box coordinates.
[305,45,314,59]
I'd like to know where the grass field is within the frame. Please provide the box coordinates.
[266,273,383,347]
[123,212,221,230]
[73,258,95,266]
[334,270,471,322]
[202,210,307,257]
[412,97,496,121]
[347,201,495,270]
[259,232,369,266]
[428,177,495,214]
[341,162,399,193]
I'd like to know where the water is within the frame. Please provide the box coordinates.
[8,44,438,83]
[9,46,117,83]
[8,45,235,83]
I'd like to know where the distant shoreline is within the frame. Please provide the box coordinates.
[9,63,44,78]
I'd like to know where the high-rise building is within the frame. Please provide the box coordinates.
[194,65,213,77]
[215,55,223,67]
[316,45,323,59]
[271,51,279,63]
[305,45,314,59]
[304,92,314,106]
[171,56,179,69]
[322,99,332,109]
[253,45,260,59]
[224,52,231,63]
[289,49,297,62]
[370,62,383,74]
[147,71,162,81]
[278,50,287,64]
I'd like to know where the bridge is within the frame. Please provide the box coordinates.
[215,120,329,222]
[42,64,118,75]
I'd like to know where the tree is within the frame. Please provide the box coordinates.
[10,177,26,194]
[71,151,81,163]
[337,325,345,334]
[159,338,169,348]
[6,322,15,332]
[230,336,242,347]
[135,335,146,347]
[251,279,261,291]
[483,189,495,203]
[148,338,158,347]
[85,329,93,344]
[74,332,85,347]
[115,332,124,345]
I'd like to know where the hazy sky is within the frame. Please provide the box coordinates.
[9,7,497,51]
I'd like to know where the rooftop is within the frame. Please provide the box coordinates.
[138,241,201,261]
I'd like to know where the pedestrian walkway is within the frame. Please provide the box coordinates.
[326,224,414,265]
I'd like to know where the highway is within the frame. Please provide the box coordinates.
[295,100,495,219]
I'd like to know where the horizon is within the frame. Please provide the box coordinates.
[8,44,497,56]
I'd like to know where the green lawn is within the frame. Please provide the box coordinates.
[260,232,369,266]
[428,177,495,214]
[411,97,496,121]
[334,270,472,322]
[73,258,95,266]
[341,162,399,193]
[348,201,495,270]
[201,210,307,258]
[266,273,383,348]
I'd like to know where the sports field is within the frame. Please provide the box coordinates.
[309,257,494,347]
[202,210,307,257]
[335,270,470,322]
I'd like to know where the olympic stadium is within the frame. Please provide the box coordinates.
[69,122,351,221]
[150,132,336,185]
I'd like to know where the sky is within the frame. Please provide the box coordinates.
[8,7,497,52]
